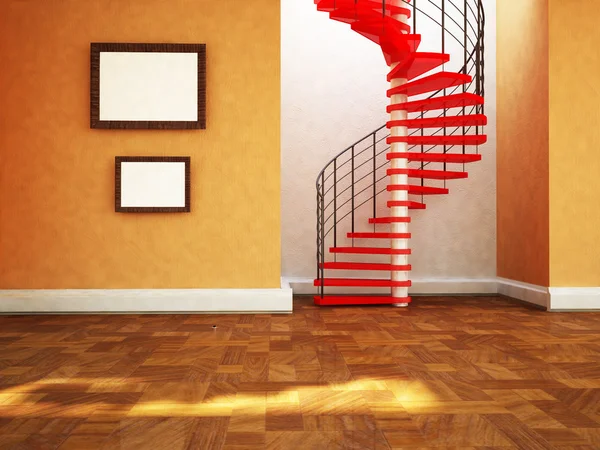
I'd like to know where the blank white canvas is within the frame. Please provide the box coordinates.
[99,52,198,121]
[120,162,186,208]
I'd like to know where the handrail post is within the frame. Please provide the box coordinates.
[373,133,377,225]
[320,172,325,299]
[333,159,337,255]
[351,146,355,236]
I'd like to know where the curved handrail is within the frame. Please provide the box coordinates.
[315,0,486,290]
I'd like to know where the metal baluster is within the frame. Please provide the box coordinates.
[320,172,325,299]
[351,146,355,236]
[373,133,377,228]
[333,159,337,260]
[413,0,417,33]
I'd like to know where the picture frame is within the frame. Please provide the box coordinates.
[115,156,191,213]
[91,43,206,130]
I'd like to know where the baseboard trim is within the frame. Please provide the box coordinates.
[549,287,600,311]
[0,280,293,314]
[497,277,549,309]
[285,277,498,296]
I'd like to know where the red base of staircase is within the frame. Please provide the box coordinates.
[314,296,412,306]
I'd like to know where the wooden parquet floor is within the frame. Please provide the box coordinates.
[1,296,600,449]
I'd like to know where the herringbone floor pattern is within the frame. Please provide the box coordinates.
[1,296,600,449]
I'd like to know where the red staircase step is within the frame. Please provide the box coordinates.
[387,114,487,129]
[387,200,426,209]
[388,53,450,81]
[387,72,472,97]
[388,93,484,113]
[348,232,411,239]
[369,216,411,224]
[330,247,411,255]
[387,152,482,163]
[387,185,449,195]
[350,16,411,44]
[321,262,411,271]
[316,0,410,15]
[313,278,412,287]
[387,134,487,146]
[379,34,422,66]
[314,295,412,306]
[330,5,412,25]
[388,168,468,180]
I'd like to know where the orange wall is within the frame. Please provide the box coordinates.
[549,0,600,286]
[496,0,549,286]
[0,0,281,289]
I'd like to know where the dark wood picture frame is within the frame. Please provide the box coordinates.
[91,43,206,130]
[115,156,191,213]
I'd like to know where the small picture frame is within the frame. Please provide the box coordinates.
[91,43,206,130]
[115,156,191,213]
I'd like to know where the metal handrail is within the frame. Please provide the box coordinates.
[316,0,486,293]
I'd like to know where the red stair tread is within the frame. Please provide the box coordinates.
[313,278,412,287]
[387,72,472,97]
[369,216,411,224]
[388,53,450,81]
[330,247,411,255]
[316,0,410,15]
[387,200,426,209]
[350,16,411,44]
[387,152,482,163]
[387,168,468,179]
[387,185,449,195]
[379,34,422,65]
[387,134,487,146]
[321,262,411,271]
[314,296,412,306]
[388,93,484,113]
[387,114,487,129]
[330,5,412,24]
[348,232,411,239]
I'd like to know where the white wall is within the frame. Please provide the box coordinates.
[281,0,497,292]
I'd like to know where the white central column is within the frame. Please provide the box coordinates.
[389,3,411,306]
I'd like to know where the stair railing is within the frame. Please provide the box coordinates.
[316,0,485,299]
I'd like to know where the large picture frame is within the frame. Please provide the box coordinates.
[115,156,191,213]
[91,43,206,130]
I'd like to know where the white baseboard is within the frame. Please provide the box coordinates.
[0,279,293,314]
[549,287,600,311]
[285,277,497,296]
[497,277,549,309]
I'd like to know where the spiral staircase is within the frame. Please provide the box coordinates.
[314,0,487,306]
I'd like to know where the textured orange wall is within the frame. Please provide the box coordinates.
[496,0,549,286]
[549,0,600,286]
[0,0,281,289]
